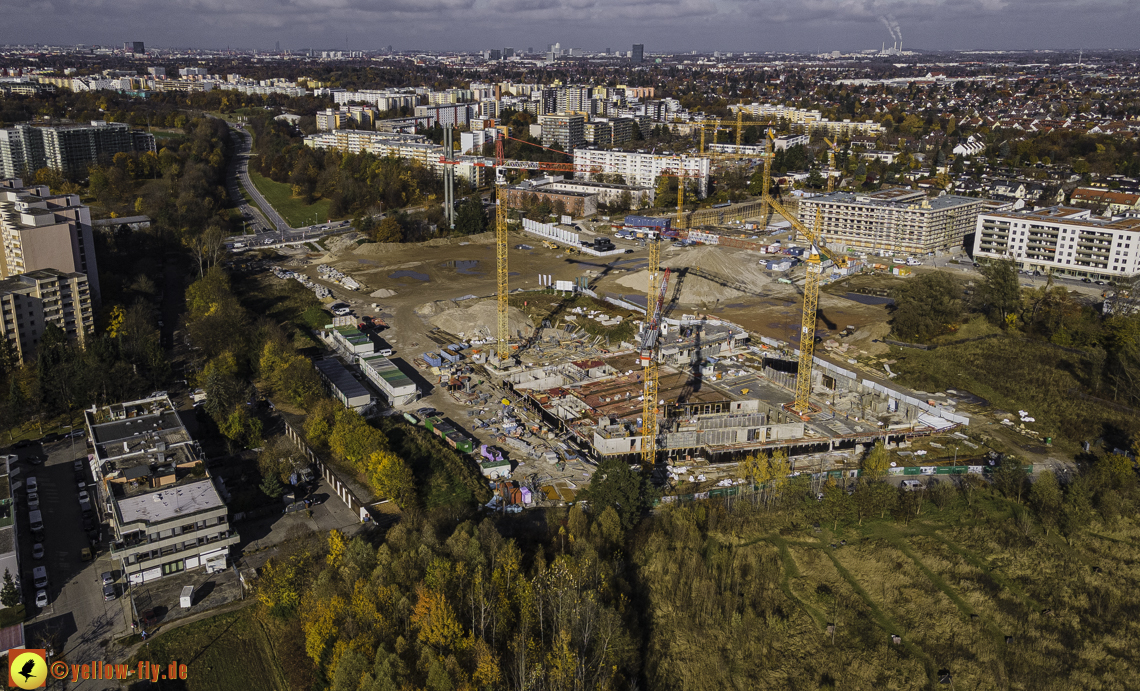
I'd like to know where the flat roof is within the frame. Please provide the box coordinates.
[360,354,415,388]
[116,478,224,525]
[808,189,979,210]
[314,359,371,401]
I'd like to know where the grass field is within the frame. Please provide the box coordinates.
[247,171,334,228]
[130,606,288,691]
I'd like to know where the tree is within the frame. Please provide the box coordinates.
[584,456,652,529]
[454,195,486,235]
[993,456,1028,503]
[891,271,962,342]
[861,441,890,480]
[372,216,403,243]
[0,569,18,608]
[364,450,415,508]
[411,586,464,652]
[975,258,1021,325]
[260,473,285,500]
[821,480,851,530]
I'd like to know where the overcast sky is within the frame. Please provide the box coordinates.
[2,0,1138,53]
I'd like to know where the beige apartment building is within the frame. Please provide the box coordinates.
[0,268,94,362]
[0,178,100,302]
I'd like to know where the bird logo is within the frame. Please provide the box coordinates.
[7,649,47,689]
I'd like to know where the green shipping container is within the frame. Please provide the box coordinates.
[903,466,922,476]
[935,466,953,475]
[952,465,969,474]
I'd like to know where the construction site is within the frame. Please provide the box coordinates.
[252,123,975,503]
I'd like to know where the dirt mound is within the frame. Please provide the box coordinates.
[353,242,404,257]
[614,246,785,305]
[845,321,892,355]
[426,299,532,341]
[370,288,398,298]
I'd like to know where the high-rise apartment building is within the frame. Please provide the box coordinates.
[797,189,982,254]
[0,121,141,179]
[973,206,1140,280]
[573,148,711,199]
[539,113,586,151]
[0,178,101,303]
[0,268,93,363]
[632,44,644,63]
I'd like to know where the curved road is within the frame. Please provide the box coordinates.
[226,124,290,233]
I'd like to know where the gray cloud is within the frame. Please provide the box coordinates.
[0,0,1135,51]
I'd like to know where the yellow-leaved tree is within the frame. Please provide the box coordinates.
[411,585,464,653]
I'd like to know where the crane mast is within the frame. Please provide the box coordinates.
[640,238,669,466]
[495,138,510,363]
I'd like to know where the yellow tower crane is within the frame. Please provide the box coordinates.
[824,137,841,193]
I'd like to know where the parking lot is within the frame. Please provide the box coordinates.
[10,436,129,681]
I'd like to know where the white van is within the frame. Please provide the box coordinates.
[33,566,47,589]
[28,509,43,531]
[901,479,923,491]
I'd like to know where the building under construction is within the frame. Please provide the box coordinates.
[798,188,982,255]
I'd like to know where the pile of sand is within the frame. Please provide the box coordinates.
[423,299,532,340]
[613,246,787,305]
[370,288,398,298]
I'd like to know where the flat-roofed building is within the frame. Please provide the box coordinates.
[798,188,983,254]
[359,354,419,406]
[0,178,101,302]
[0,268,94,363]
[973,205,1140,280]
[573,148,711,198]
[85,395,238,584]
[540,112,586,151]
[314,358,372,411]
[0,121,141,179]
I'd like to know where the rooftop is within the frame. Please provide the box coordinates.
[809,189,980,211]
[314,358,371,400]
[116,478,224,525]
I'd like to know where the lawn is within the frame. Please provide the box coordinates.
[248,170,334,228]
[129,606,288,691]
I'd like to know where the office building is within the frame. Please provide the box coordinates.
[0,121,142,179]
[539,113,586,151]
[632,44,644,63]
[127,42,144,54]
[0,268,93,363]
[973,206,1140,280]
[798,188,982,255]
[0,179,101,302]
[573,148,711,198]
[86,395,239,584]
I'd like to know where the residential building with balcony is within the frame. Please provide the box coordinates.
[973,206,1140,280]
[0,121,145,179]
[798,188,982,254]
[0,178,100,304]
[0,268,93,363]
[540,113,586,151]
[85,395,238,584]
[572,148,711,198]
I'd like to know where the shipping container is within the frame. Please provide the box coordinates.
[423,352,442,367]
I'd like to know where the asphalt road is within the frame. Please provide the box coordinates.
[225,124,289,233]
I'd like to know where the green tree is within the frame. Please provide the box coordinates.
[260,473,285,500]
[0,568,18,608]
[454,195,486,235]
[892,271,962,342]
[585,456,653,529]
[975,258,1021,326]
[993,456,1028,503]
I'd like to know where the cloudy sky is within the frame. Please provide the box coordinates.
[2,0,1137,53]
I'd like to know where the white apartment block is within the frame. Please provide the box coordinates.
[0,268,93,363]
[973,206,1140,280]
[798,189,982,254]
[304,131,489,188]
[334,89,418,111]
[731,103,883,138]
[572,148,711,198]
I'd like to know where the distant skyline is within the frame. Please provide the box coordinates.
[2,1,1138,55]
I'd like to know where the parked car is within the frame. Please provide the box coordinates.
[27,492,39,509]
[101,571,114,587]
[72,459,84,472]
[32,566,47,589]
[902,479,923,491]
[80,548,93,562]
[32,543,44,560]
[77,489,89,504]
[25,477,37,493]
[102,584,116,602]
[35,590,48,608]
